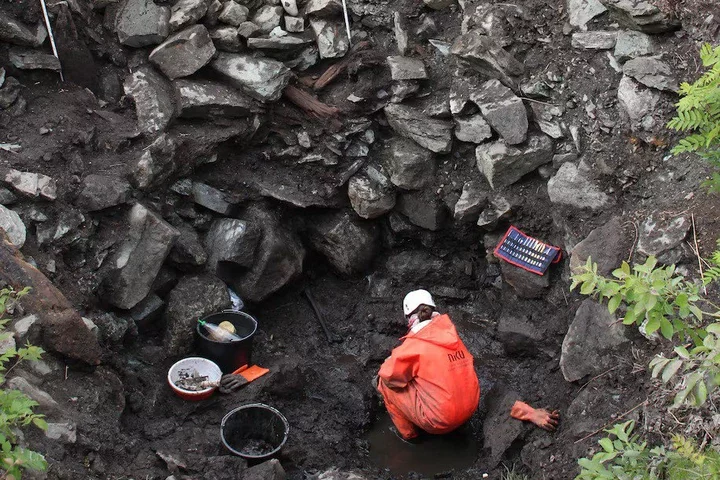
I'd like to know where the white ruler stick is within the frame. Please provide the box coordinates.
[39,0,64,81]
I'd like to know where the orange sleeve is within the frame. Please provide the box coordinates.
[378,345,419,389]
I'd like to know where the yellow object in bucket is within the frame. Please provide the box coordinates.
[219,321,236,334]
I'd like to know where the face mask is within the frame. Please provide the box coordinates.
[407,313,421,330]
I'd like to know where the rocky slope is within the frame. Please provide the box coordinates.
[0,0,719,478]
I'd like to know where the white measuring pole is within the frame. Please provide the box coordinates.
[340,0,351,47]
[39,0,64,81]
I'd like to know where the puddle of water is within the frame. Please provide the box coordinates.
[365,413,479,478]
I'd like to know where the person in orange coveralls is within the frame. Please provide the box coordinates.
[376,289,560,440]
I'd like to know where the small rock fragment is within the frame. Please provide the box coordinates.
[310,18,349,58]
[571,31,617,49]
[387,56,428,81]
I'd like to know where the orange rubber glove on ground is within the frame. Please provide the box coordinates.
[510,401,560,431]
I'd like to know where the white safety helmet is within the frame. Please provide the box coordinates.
[403,289,435,316]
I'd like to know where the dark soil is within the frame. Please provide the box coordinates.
[2,0,720,479]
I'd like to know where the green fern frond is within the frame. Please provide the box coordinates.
[669,43,720,191]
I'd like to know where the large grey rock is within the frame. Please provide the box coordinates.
[116,0,170,47]
[0,15,45,47]
[397,189,447,231]
[237,21,261,39]
[387,56,427,81]
[3,169,57,200]
[169,0,211,31]
[567,0,607,29]
[174,79,261,118]
[252,5,283,33]
[75,175,131,211]
[348,167,396,219]
[204,218,262,274]
[560,299,629,382]
[482,386,524,467]
[149,25,216,80]
[192,182,235,215]
[305,0,341,17]
[8,377,60,413]
[424,0,454,9]
[501,262,550,298]
[168,223,208,269]
[209,26,242,52]
[244,459,286,480]
[164,274,230,355]
[8,49,61,71]
[129,134,178,189]
[123,66,175,135]
[230,204,305,302]
[571,31,617,49]
[103,203,180,310]
[622,56,677,92]
[310,18,349,59]
[497,311,547,355]
[570,217,632,275]
[617,75,659,131]
[601,0,680,33]
[0,205,25,248]
[285,16,304,32]
[473,79,528,145]
[306,211,379,276]
[454,180,487,223]
[385,137,435,190]
[476,134,553,189]
[454,114,492,144]
[637,212,689,257]
[547,163,609,210]
[451,31,524,88]
[384,104,453,154]
[614,30,654,62]
[219,2,249,26]
[211,52,291,102]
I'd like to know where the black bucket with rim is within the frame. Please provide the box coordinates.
[220,403,289,461]
[196,310,257,374]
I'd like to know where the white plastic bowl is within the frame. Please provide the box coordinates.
[168,357,222,401]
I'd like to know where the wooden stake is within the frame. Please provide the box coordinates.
[691,213,707,295]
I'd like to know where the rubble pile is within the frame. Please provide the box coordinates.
[0,0,717,477]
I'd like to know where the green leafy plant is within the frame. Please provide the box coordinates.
[703,239,720,284]
[667,43,720,191]
[0,287,47,479]
[571,256,720,408]
[577,421,720,480]
[570,256,708,344]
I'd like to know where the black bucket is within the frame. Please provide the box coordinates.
[196,310,257,374]
[220,403,289,460]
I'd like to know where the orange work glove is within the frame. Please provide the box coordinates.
[510,401,560,431]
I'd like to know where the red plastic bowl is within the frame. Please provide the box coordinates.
[168,357,222,401]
